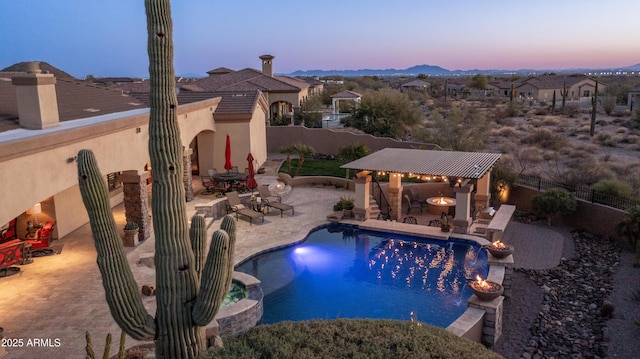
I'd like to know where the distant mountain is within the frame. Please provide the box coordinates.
[286,63,640,77]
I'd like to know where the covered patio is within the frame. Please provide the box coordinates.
[341,148,502,234]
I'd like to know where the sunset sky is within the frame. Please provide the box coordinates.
[2,0,639,78]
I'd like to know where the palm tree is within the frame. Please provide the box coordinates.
[292,144,315,177]
[338,143,369,162]
[616,206,640,267]
[279,145,297,174]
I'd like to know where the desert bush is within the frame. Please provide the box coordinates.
[204,319,502,359]
[563,103,580,117]
[592,179,632,198]
[616,127,628,134]
[532,187,578,225]
[625,134,640,144]
[576,134,590,141]
[521,128,566,151]
[497,126,517,137]
[535,107,550,116]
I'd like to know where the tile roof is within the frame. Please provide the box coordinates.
[0,72,145,133]
[341,148,502,179]
[331,90,362,99]
[0,61,76,81]
[516,75,595,89]
[188,68,308,93]
[132,90,266,116]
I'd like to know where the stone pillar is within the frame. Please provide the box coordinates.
[183,148,194,202]
[453,183,474,234]
[475,172,491,214]
[121,170,151,244]
[388,173,403,221]
[353,175,371,221]
[468,296,504,347]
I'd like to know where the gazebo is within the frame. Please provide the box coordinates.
[331,90,362,114]
[341,148,502,234]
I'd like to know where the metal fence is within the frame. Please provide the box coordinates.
[516,174,639,211]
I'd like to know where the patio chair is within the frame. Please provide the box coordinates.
[402,216,418,224]
[404,193,422,214]
[225,191,264,225]
[24,221,56,256]
[428,219,442,227]
[257,185,281,203]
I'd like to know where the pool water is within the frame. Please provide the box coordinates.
[236,224,489,327]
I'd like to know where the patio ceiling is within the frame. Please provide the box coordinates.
[340,148,502,179]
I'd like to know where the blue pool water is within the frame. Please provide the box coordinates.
[236,224,489,327]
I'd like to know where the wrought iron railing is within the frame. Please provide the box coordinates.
[516,174,639,211]
[371,175,391,219]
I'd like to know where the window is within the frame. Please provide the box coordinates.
[107,172,121,191]
[583,90,590,97]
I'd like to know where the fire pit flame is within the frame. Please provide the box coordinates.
[492,240,506,249]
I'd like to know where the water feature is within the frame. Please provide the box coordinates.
[236,224,489,327]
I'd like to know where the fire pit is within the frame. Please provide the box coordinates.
[425,196,456,215]
[483,240,514,259]
[469,275,503,301]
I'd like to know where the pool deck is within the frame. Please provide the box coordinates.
[0,160,567,359]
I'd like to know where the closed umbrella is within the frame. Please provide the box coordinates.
[246,153,258,192]
[224,134,232,172]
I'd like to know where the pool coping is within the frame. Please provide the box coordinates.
[234,218,513,345]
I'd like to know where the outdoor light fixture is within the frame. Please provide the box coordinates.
[26,203,42,225]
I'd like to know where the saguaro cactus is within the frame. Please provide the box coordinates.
[76,1,236,358]
[560,78,569,113]
[590,80,599,137]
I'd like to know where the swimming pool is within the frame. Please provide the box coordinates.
[236,223,489,327]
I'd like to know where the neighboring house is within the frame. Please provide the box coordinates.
[486,81,514,98]
[628,87,640,111]
[0,61,267,246]
[182,55,310,122]
[515,75,605,104]
[331,90,362,114]
[400,79,430,92]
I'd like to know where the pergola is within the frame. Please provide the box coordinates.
[341,148,502,234]
[331,90,362,114]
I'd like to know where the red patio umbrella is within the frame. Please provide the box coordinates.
[246,153,258,192]
[224,134,232,172]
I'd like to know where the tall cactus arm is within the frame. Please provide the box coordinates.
[192,215,237,325]
[189,215,207,279]
[192,229,231,325]
[77,149,156,340]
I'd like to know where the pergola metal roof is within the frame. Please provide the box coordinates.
[341,148,502,179]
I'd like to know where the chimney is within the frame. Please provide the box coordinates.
[259,54,275,77]
[12,61,60,130]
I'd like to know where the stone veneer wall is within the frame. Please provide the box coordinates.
[121,172,151,243]
[183,151,194,202]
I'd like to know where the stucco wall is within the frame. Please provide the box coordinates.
[505,185,626,238]
[266,126,439,155]
[0,98,220,233]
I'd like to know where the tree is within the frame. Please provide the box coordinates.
[280,144,315,177]
[76,2,235,357]
[294,93,323,127]
[338,143,369,162]
[418,107,490,151]
[616,206,640,267]
[469,74,488,90]
[342,88,422,139]
[531,188,578,225]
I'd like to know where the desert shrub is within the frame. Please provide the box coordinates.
[535,107,550,116]
[204,319,502,359]
[576,134,590,141]
[592,179,632,198]
[521,128,566,151]
[625,134,640,144]
[616,127,628,134]
[531,187,578,225]
[497,126,517,137]
[563,103,580,117]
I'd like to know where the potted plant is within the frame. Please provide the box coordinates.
[440,212,451,232]
[123,221,139,247]
[334,196,355,218]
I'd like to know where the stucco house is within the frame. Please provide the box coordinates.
[515,75,605,104]
[0,61,267,246]
[182,55,310,122]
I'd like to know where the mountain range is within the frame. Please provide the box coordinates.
[286,63,640,77]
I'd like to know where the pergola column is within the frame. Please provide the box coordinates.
[121,170,151,245]
[453,183,473,234]
[353,175,371,221]
[474,172,491,214]
[183,148,194,202]
[388,172,403,221]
